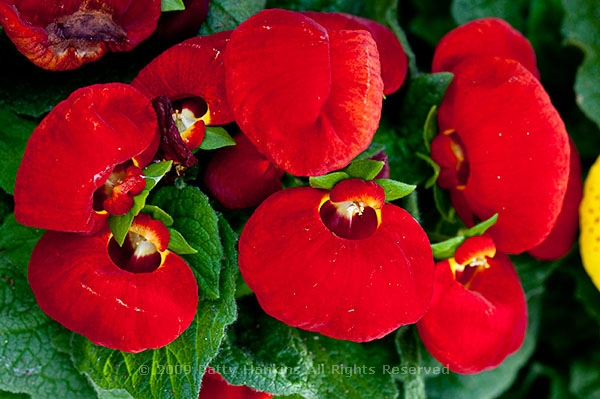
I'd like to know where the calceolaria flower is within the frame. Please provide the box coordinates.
[14,83,159,234]
[0,0,161,70]
[28,213,199,353]
[417,236,527,374]
[200,368,273,399]
[430,56,570,254]
[131,31,234,162]
[239,178,434,342]
[579,154,600,291]
[225,9,389,177]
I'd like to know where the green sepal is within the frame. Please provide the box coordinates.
[308,172,350,190]
[423,105,438,152]
[199,126,236,150]
[109,161,173,246]
[345,159,385,180]
[375,178,416,202]
[141,205,174,226]
[168,228,198,255]
[430,214,499,260]
[161,0,185,11]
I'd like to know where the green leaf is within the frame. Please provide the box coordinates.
[0,216,95,398]
[405,0,456,48]
[373,73,453,185]
[0,108,36,194]
[199,0,267,34]
[562,0,600,131]
[168,228,198,255]
[430,214,498,260]
[211,298,399,398]
[151,186,223,300]
[450,0,526,31]
[395,326,426,399]
[345,159,385,180]
[265,0,361,14]
[308,172,350,190]
[109,161,173,246]
[198,126,236,150]
[375,179,416,201]
[161,0,185,11]
[415,153,440,189]
[72,216,238,399]
[0,214,44,276]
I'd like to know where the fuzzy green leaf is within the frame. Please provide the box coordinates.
[0,215,95,398]
[211,299,399,398]
[199,126,236,150]
[199,0,267,34]
[72,216,238,399]
[395,326,426,399]
[151,186,223,300]
[0,108,35,195]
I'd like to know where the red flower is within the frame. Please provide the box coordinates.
[417,236,527,374]
[301,11,408,95]
[204,133,284,210]
[430,57,570,254]
[28,213,198,353]
[225,9,385,177]
[238,178,434,342]
[0,0,161,71]
[131,31,234,154]
[199,369,273,399]
[14,83,160,234]
[432,17,540,78]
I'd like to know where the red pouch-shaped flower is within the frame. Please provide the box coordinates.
[14,83,160,234]
[432,17,539,78]
[225,9,384,177]
[28,213,198,353]
[431,57,570,254]
[239,178,434,342]
[0,0,161,71]
[417,236,527,374]
[204,133,284,210]
[132,31,234,154]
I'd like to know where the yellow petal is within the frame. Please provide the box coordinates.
[580,155,600,291]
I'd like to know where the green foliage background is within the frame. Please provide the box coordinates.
[1,0,600,398]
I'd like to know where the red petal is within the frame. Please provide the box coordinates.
[28,224,198,353]
[434,57,570,254]
[204,133,284,209]
[454,235,496,266]
[432,17,539,78]
[417,253,527,374]
[528,137,582,260]
[154,0,210,43]
[225,9,384,176]
[0,0,161,71]
[302,11,407,95]
[14,83,159,233]
[200,369,273,399]
[132,31,234,126]
[238,186,434,342]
